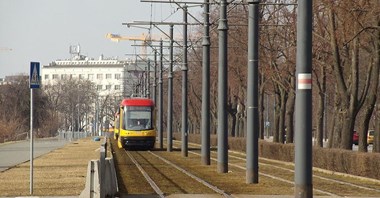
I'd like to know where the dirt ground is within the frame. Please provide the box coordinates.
[0,137,102,197]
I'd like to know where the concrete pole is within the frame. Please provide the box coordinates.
[182,5,189,157]
[246,0,259,184]
[153,51,157,105]
[159,40,164,149]
[147,59,151,99]
[167,25,174,152]
[201,0,211,166]
[217,0,228,173]
[144,66,147,97]
[294,0,313,197]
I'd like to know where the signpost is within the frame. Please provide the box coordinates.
[29,62,40,195]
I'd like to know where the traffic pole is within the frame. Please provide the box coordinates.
[30,88,34,195]
[29,62,40,195]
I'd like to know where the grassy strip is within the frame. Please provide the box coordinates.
[0,137,102,197]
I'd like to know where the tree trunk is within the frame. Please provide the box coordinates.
[358,107,372,152]
[228,95,238,137]
[230,114,237,137]
[328,7,359,150]
[316,65,326,147]
[273,90,280,143]
[285,76,295,144]
[374,104,380,153]
[327,109,335,148]
[373,12,380,153]
[278,87,287,144]
[259,76,265,139]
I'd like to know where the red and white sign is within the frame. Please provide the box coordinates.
[298,73,312,90]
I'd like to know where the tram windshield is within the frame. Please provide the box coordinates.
[123,106,153,130]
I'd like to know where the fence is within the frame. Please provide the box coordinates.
[57,131,91,141]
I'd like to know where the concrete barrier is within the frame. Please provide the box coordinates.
[80,137,118,198]
[80,160,100,198]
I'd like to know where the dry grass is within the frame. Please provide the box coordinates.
[156,150,295,195]
[0,137,102,197]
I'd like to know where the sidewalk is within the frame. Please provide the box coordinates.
[0,137,102,197]
[0,138,69,172]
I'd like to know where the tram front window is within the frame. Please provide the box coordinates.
[123,106,152,130]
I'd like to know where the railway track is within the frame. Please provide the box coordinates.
[111,138,380,197]
[111,139,233,197]
[177,141,380,197]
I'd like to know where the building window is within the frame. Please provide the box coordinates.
[97,74,103,79]
[97,85,103,90]
[115,74,121,80]
[106,85,111,90]
[79,74,84,79]
[44,74,49,80]
[115,85,120,90]
[88,74,94,80]
[106,74,112,79]
[52,74,58,79]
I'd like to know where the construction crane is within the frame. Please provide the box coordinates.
[106,33,148,43]
[0,47,12,52]
[106,33,163,59]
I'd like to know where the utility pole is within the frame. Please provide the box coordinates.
[159,40,164,149]
[246,0,260,184]
[167,25,174,152]
[182,5,189,157]
[147,60,151,98]
[153,51,157,104]
[295,0,313,197]
[217,0,228,173]
[201,0,211,166]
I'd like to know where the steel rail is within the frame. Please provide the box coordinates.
[172,140,380,196]
[187,149,338,197]
[125,150,165,198]
[183,140,380,186]
[226,153,380,193]
[148,151,234,198]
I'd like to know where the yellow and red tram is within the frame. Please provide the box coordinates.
[116,98,156,149]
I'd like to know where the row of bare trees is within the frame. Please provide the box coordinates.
[0,76,119,142]
[43,78,119,134]
[163,0,379,152]
[0,76,52,142]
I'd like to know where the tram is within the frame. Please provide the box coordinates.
[115,98,156,149]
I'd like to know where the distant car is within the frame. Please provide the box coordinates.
[367,130,374,144]
[353,130,359,145]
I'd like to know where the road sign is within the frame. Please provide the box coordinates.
[30,62,40,89]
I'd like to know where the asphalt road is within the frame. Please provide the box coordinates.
[0,138,69,172]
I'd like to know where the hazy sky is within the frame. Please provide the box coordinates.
[0,0,202,78]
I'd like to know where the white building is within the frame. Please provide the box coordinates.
[41,54,149,98]
[41,51,151,135]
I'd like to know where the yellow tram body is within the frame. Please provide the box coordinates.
[116,98,156,149]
